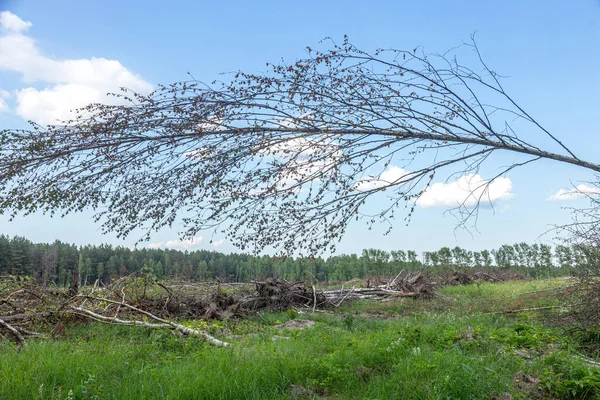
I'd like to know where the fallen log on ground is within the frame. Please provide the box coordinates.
[71,295,229,347]
[0,272,440,345]
[0,318,27,345]
[0,275,231,346]
[321,272,435,304]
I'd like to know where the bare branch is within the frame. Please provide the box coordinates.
[0,38,592,254]
[0,317,27,345]
[74,296,229,347]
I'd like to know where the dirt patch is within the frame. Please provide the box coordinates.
[513,371,543,399]
[274,319,315,330]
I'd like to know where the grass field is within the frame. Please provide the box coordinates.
[2,278,600,399]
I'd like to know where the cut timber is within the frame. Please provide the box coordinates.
[0,318,26,345]
[74,296,229,347]
[322,272,435,305]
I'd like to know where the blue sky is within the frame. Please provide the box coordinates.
[0,1,599,256]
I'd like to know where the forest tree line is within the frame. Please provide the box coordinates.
[0,234,584,286]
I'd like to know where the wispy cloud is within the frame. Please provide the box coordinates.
[147,236,204,249]
[547,184,600,201]
[0,87,11,112]
[212,239,225,247]
[354,166,414,192]
[249,136,342,194]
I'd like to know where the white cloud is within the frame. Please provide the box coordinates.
[0,11,32,33]
[547,184,600,201]
[256,136,341,192]
[196,116,225,132]
[355,166,414,191]
[275,158,325,189]
[212,239,225,247]
[0,89,8,112]
[0,12,152,124]
[355,167,513,208]
[258,137,324,157]
[147,236,204,250]
[277,112,316,129]
[416,174,514,208]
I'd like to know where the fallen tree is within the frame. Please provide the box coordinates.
[70,295,229,347]
[1,38,598,256]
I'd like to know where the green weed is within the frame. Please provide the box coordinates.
[0,277,597,399]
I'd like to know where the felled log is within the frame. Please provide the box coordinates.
[0,318,26,345]
[72,295,229,347]
[0,312,54,322]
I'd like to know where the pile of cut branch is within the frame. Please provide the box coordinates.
[323,271,435,305]
[438,270,527,286]
[0,276,232,346]
[0,276,330,346]
[0,276,64,345]
[242,279,327,310]
[5,268,531,346]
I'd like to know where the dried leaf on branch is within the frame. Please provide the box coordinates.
[1,38,597,255]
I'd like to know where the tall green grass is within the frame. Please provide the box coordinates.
[1,278,597,399]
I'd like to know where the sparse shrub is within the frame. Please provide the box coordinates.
[286,308,298,320]
[541,352,600,399]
